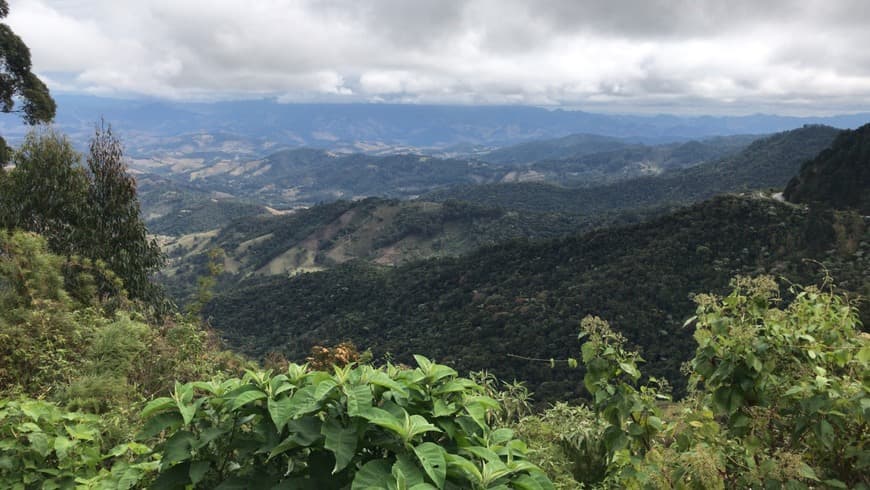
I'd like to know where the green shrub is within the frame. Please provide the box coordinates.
[137,357,554,489]
[0,398,153,489]
[551,276,869,489]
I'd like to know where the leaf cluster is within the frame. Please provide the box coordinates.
[134,356,553,489]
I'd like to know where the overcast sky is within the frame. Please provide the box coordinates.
[8,0,870,114]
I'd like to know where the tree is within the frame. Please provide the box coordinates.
[84,121,164,301]
[0,0,56,164]
[0,128,88,254]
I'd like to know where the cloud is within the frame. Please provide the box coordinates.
[6,0,870,114]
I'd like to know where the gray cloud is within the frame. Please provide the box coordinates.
[6,0,870,114]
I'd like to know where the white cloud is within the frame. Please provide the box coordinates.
[5,0,870,113]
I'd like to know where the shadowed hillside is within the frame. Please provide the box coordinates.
[204,194,868,402]
[785,122,870,214]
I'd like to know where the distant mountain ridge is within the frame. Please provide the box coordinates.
[4,95,867,152]
[133,134,759,209]
[428,125,841,214]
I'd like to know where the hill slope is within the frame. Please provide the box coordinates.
[136,172,268,235]
[160,198,625,302]
[204,195,868,402]
[785,122,870,213]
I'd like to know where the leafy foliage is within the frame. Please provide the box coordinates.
[136,358,553,489]
[84,122,164,302]
[0,128,88,255]
[0,230,247,407]
[0,0,56,162]
[0,126,164,303]
[0,398,154,489]
[524,277,868,489]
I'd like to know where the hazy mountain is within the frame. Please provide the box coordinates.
[480,133,632,164]
[427,125,841,214]
[4,95,867,153]
[133,133,768,210]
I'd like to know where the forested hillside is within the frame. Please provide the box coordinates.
[159,197,646,303]
[785,122,870,213]
[136,172,268,235]
[205,194,869,402]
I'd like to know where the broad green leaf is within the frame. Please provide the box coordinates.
[162,431,195,465]
[406,415,441,441]
[287,416,323,446]
[189,461,210,484]
[176,399,203,426]
[490,428,514,444]
[267,396,294,431]
[618,362,640,379]
[366,371,408,395]
[432,399,457,417]
[53,436,72,461]
[65,423,98,441]
[425,364,458,383]
[414,442,446,488]
[432,379,475,395]
[413,355,433,374]
[445,453,482,483]
[797,462,819,481]
[314,379,338,402]
[393,453,425,486]
[817,419,834,450]
[229,388,267,411]
[268,417,324,459]
[322,418,357,473]
[116,465,145,490]
[822,479,848,488]
[511,474,545,490]
[27,432,51,457]
[463,445,502,464]
[352,460,392,489]
[359,407,406,437]
[151,462,192,490]
[138,412,184,439]
[141,397,174,419]
[346,384,373,417]
[193,427,226,450]
[465,403,487,429]
[288,386,321,417]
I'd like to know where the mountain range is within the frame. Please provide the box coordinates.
[147,123,869,403]
[3,95,868,154]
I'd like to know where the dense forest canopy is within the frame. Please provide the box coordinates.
[785,122,870,214]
